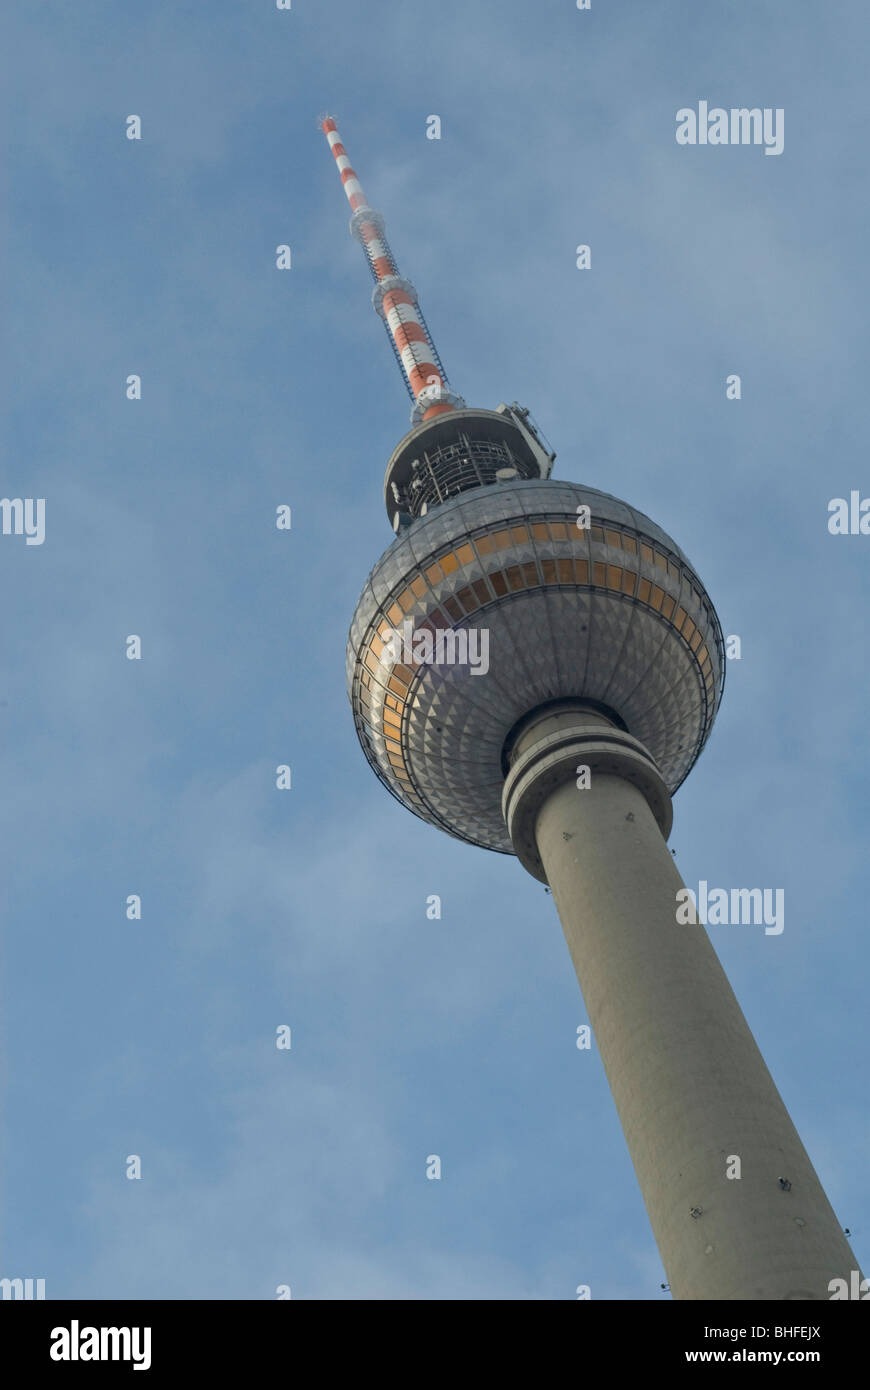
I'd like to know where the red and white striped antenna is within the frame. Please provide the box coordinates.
[320,115,465,425]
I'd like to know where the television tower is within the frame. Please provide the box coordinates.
[322,116,860,1300]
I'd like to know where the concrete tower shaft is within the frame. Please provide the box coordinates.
[504,706,862,1300]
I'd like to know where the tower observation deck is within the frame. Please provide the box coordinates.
[322,115,862,1301]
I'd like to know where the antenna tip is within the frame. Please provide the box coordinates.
[318,111,338,133]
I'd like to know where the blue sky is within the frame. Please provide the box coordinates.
[2,0,867,1298]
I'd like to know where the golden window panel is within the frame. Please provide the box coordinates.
[605,529,622,549]
[456,543,474,566]
[439,551,460,575]
[510,525,529,545]
[607,565,622,590]
[590,525,605,543]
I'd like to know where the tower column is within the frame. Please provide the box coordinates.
[502,704,860,1300]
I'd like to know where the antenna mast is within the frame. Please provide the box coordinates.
[320,116,465,424]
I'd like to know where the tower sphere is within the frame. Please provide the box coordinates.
[348,411,726,854]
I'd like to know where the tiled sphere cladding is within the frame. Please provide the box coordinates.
[348,480,725,853]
